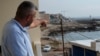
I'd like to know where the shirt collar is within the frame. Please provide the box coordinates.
[12,19,28,32]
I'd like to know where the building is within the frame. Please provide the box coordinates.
[39,12,72,25]
[50,14,71,24]
[39,11,50,23]
[69,39,100,56]
[0,0,42,56]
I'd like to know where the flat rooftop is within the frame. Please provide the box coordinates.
[71,39,95,47]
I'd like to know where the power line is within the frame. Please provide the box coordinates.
[76,32,93,40]
[68,33,75,41]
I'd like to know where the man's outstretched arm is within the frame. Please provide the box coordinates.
[29,19,48,29]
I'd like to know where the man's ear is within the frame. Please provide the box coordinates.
[26,15,31,21]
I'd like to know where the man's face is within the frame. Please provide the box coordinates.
[26,9,36,27]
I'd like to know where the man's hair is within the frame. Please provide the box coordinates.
[15,1,37,19]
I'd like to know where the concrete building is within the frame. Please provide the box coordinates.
[69,39,100,56]
[50,14,71,24]
[0,0,42,56]
[39,11,50,23]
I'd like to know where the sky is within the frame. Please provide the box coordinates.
[39,0,100,18]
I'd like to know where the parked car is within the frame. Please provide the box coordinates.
[42,45,51,52]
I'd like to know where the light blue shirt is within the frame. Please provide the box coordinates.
[1,19,34,56]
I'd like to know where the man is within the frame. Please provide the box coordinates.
[1,1,47,56]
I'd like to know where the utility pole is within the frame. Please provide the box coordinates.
[59,14,65,56]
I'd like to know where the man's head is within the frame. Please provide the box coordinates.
[15,1,37,27]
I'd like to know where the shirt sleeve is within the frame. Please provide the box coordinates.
[6,31,27,56]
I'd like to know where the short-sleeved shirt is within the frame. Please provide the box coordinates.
[1,19,34,56]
